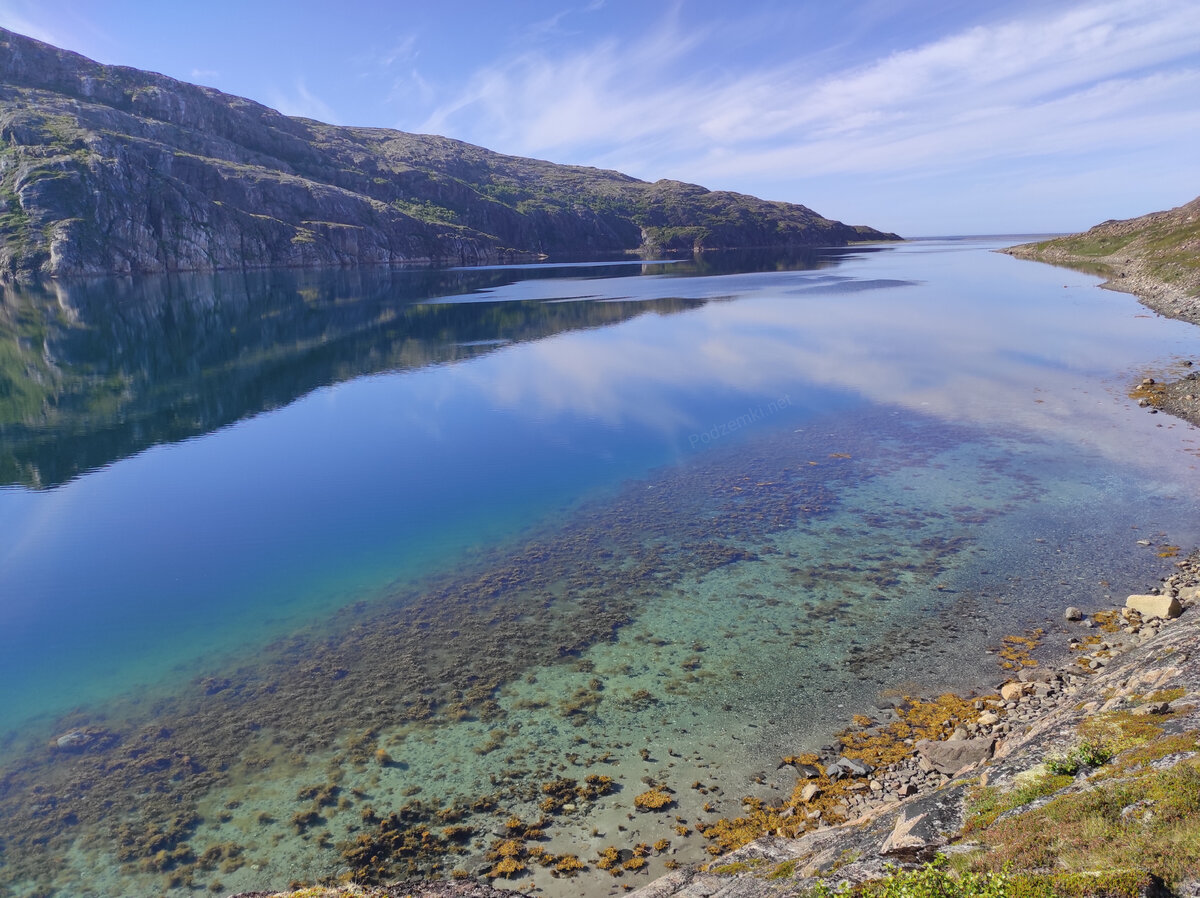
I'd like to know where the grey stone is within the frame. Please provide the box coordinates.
[827,756,874,780]
[914,736,995,776]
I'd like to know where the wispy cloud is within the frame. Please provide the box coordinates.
[419,0,1200,187]
[419,11,707,160]
[268,79,341,124]
[0,2,63,45]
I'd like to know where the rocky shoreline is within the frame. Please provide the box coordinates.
[626,554,1200,897]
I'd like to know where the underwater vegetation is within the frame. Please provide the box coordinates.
[0,410,1132,897]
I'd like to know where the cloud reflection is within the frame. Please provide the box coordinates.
[442,242,1200,480]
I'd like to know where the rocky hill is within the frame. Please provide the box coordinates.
[1003,196,1200,323]
[0,28,899,278]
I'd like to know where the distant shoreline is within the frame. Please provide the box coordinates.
[1000,239,1200,327]
[1001,198,1200,428]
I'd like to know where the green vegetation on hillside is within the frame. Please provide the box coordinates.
[1006,195,1200,299]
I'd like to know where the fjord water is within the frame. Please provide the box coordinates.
[1,241,1199,897]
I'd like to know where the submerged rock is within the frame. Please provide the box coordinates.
[49,727,116,754]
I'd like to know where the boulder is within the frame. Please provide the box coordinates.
[49,727,117,754]
[914,736,995,776]
[1064,606,1083,621]
[799,783,823,803]
[1126,594,1183,619]
[1000,682,1029,702]
[825,756,874,780]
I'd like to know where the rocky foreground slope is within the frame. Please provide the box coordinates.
[628,569,1200,897]
[0,28,898,278]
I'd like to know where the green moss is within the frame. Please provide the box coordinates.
[768,859,798,880]
[1077,709,1169,753]
[965,756,1200,886]
[964,773,1074,832]
[713,861,753,874]
[813,857,1163,898]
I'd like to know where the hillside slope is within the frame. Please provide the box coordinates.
[0,28,899,278]
[1003,195,1200,322]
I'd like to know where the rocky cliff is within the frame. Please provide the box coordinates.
[0,28,899,278]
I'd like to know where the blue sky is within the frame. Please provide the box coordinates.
[2,0,1198,235]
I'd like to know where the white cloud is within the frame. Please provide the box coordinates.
[418,0,1200,190]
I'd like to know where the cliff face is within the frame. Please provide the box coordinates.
[0,28,900,278]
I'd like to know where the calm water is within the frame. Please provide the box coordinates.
[1,241,1199,897]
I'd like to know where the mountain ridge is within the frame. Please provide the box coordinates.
[0,28,899,278]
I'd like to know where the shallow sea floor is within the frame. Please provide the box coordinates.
[2,242,1200,897]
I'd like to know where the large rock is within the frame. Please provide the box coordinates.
[879,806,943,858]
[799,783,823,803]
[826,756,874,780]
[1126,594,1183,619]
[1000,682,1030,701]
[914,736,995,776]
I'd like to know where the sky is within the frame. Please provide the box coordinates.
[1,0,1198,236]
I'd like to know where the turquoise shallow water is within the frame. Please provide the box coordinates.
[1,241,1199,896]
